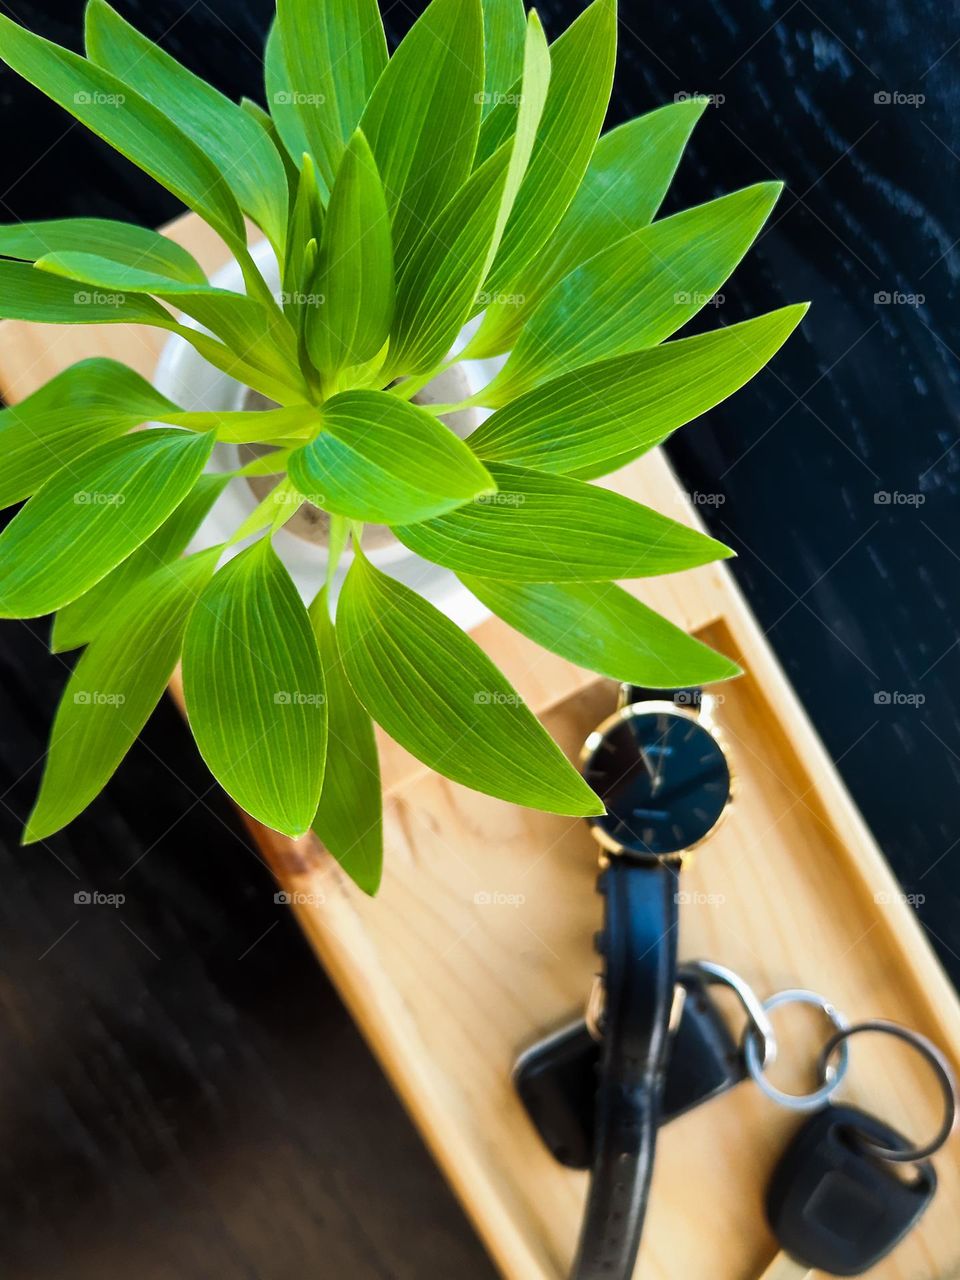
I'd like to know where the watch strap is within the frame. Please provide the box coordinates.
[571,859,679,1279]
[621,684,701,711]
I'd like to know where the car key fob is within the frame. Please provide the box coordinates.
[513,971,745,1169]
[765,1103,937,1276]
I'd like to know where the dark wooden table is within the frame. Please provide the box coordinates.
[0,1,957,1276]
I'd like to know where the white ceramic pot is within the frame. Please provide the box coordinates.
[153,238,507,630]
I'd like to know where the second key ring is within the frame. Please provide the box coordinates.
[743,988,851,1112]
[818,1019,959,1162]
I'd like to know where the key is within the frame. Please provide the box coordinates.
[513,969,745,1168]
[759,1103,937,1277]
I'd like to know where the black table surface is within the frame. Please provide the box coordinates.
[0,2,958,1276]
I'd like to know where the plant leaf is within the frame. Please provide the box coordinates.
[0,13,245,253]
[482,182,783,404]
[276,0,387,200]
[0,358,182,509]
[337,550,602,815]
[395,464,731,581]
[282,151,324,308]
[182,537,327,837]
[388,145,512,376]
[305,130,393,378]
[51,472,230,652]
[459,577,742,686]
[468,305,809,477]
[309,590,382,895]
[478,0,617,299]
[0,217,206,283]
[0,258,173,326]
[480,0,526,118]
[241,95,302,192]
[264,20,311,169]
[0,428,215,618]
[24,548,220,843]
[488,12,551,263]
[33,252,300,380]
[288,390,493,523]
[470,97,707,357]
[360,0,483,270]
[84,0,289,257]
[173,405,320,445]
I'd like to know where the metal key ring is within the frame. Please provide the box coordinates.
[818,1020,958,1162]
[743,988,850,1112]
[678,959,778,1068]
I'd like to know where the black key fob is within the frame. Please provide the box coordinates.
[513,972,744,1169]
[766,1104,937,1275]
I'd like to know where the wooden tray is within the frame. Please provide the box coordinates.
[3,214,959,1280]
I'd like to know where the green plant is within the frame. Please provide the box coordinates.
[0,0,806,894]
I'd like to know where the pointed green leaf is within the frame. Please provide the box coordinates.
[0,358,182,509]
[360,0,483,270]
[0,258,173,327]
[0,13,245,252]
[288,390,493,524]
[264,20,311,170]
[0,428,216,618]
[84,0,288,257]
[276,0,387,200]
[483,182,783,404]
[0,217,206,283]
[51,472,230,652]
[479,0,617,298]
[459,578,742,686]
[488,12,551,265]
[481,0,526,119]
[33,252,300,381]
[470,98,707,357]
[310,591,382,895]
[468,306,809,477]
[305,131,393,378]
[388,146,511,376]
[173,405,320,445]
[396,464,732,582]
[241,95,302,192]
[282,152,324,306]
[337,551,602,816]
[24,548,220,843]
[182,538,327,837]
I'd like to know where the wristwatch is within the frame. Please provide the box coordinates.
[571,683,733,1280]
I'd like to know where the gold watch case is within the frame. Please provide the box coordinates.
[579,691,736,867]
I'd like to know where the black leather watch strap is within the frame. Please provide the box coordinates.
[571,858,679,1279]
[622,684,701,711]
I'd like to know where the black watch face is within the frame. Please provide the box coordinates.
[583,710,731,857]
